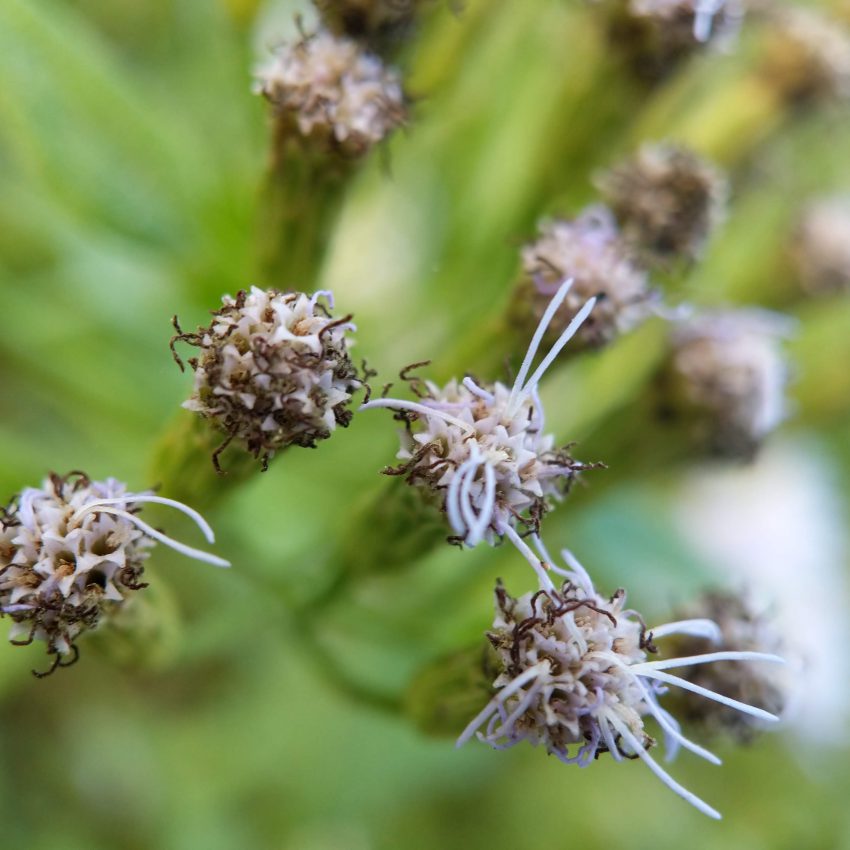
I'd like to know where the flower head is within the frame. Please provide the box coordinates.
[518,208,657,349]
[663,309,793,459]
[606,0,743,82]
[666,590,790,741]
[362,281,602,547]
[256,29,407,157]
[597,143,728,266]
[792,196,850,295]
[458,544,784,819]
[0,472,228,677]
[761,7,850,104]
[172,288,367,470]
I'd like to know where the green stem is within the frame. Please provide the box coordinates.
[149,411,258,511]
[256,118,355,288]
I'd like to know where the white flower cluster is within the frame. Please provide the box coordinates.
[175,287,364,469]
[792,196,850,295]
[520,208,656,349]
[363,281,599,546]
[597,142,728,266]
[666,310,793,458]
[459,537,784,819]
[256,30,407,156]
[0,472,227,676]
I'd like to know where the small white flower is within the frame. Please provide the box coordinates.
[458,539,784,820]
[173,287,366,470]
[362,281,600,547]
[256,30,407,156]
[0,472,228,676]
[665,309,794,459]
[519,208,657,349]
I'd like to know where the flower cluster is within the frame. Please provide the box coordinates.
[363,281,601,546]
[792,196,850,295]
[597,142,728,266]
[256,30,407,156]
[663,309,793,459]
[666,590,790,741]
[518,208,657,349]
[606,0,743,81]
[0,472,227,676]
[762,7,850,105]
[459,539,784,819]
[173,288,367,470]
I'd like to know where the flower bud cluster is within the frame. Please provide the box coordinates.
[761,7,850,104]
[667,590,789,741]
[173,287,366,470]
[518,208,657,349]
[314,0,429,48]
[792,196,850,295]
[663,310,792,459]
[256,30,407,157]
[606,0,743,82]
[597,142,728,266]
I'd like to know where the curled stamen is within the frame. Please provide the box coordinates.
[649,619,723,643]
[72,494,218,544]
[75,507,230,569]
[359,398,475,434]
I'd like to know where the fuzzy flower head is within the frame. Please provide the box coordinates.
[666,590,790,741]
[761,7,850,104]
[363,281,602,547]
[597,143,728,266]
[458,541,784,819]
[663,309,793,460]
[256,30,407,157]
[606,0,743,81]
[0,472,228,677]
[792,196,850,295]
[172,288,367,470]
[518,208,657,350]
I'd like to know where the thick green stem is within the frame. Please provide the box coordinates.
[257,119,355,288]
[149,412,258,510]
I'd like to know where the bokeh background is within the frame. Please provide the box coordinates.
[1,0,850,847]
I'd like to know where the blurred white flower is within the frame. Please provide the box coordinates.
[792,195,850,295]
[672,440,850,745]
[597,142,728,266]
[665,308,794,459]
[519,207,657,349]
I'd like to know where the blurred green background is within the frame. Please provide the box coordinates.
[1,0,850,847]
